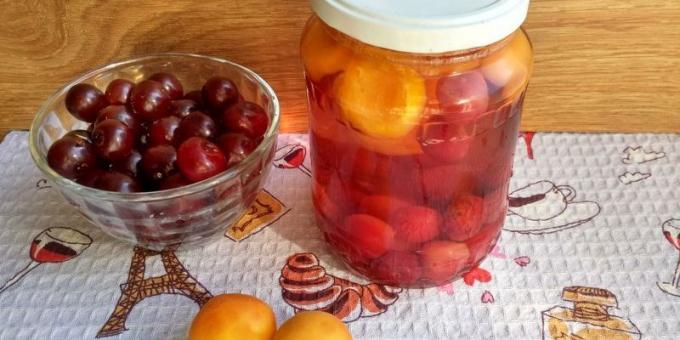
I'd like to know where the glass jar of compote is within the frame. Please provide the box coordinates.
[302,0,533,288]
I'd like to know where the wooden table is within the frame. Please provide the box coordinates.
[1,0,679,136]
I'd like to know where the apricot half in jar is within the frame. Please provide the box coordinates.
[301,18,352,82]
[335,58,426,139]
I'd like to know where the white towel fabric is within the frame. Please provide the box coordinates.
[0,131,678,339]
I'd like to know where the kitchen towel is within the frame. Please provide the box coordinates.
[0,131,678,339]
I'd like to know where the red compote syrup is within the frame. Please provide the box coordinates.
[302,15,532,287]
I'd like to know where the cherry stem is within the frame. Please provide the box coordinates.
[0,261,40,294]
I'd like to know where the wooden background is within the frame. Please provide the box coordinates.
[1,0,679,136]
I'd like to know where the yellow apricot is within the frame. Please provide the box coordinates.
[334,57,426,139]
[301,18,353,82]
[188,294,276,340]
[273,311,352,340]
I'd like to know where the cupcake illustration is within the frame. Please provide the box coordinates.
[279,253,401,322]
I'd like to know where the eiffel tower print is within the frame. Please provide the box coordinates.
[97,245,212,337]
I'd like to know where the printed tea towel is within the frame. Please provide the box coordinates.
[0,131,679,339]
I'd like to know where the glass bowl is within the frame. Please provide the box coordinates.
[29,53,280,250]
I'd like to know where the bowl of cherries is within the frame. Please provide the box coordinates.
[29,53,279,250]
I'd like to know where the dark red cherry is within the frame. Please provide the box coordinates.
[168,99,199,118]
[112,150,141,178]
[47,134,98,180]
[65,83,108,122]
[215,133,257,167]
[175,111,217,144]
[93,171,140,192]
[202,77,239,110]
[129,80,171,121]
[91,119,135,162]
[159,173,191,190]
[104,79,135,105]
[135,122,151,152]
[94,105,139,133]
[140,144,177,182]
[177,137,228,182]
[76,168,103,187]
[221,101,269,139]
[148,116,180,146]
[183,90,204,107]
[148,72,184,99]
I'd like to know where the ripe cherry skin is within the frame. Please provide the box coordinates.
[104,79,135,105]
[136,122,151,151]
[65,83,109,122]
[220,101,269,139]
[112,150,142,178]
[215,133,257,167]
[202,76,239,110]
[183,90,204,107]
[91,119,135,162]
[177,137,228,182]
[148,116,180,146]
[54,73,265,194]
[94,105,139,134]
[47,133,98,180]
[140,144,177,182]
[129,80,172,121]
[175,111,217,144]
[76,168,104,187]
[149,72,184,99]
[159,173,191,190]
[168,99,199,118]
[93,171,140,192]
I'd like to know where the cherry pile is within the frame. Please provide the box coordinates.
[48,73,269,193]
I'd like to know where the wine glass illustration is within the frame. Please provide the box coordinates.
[658,219,680,297]
[0,227,92,294]
[274,143,311,177]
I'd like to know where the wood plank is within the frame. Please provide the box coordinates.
[0,0,678,135]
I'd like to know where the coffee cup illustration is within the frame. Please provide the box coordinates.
[508,181,576,221]
[505,180,601,235]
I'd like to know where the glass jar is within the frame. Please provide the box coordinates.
[302,0,533,287]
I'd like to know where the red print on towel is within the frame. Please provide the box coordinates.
[519,131,536,160]
[97,245,212,338]
[0,227,92,295]
[279,252,401,322]
[274,143,311,177]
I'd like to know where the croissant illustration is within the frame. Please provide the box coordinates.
[280,253,401,322]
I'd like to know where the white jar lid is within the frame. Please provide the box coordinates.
[311,0,530,54]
